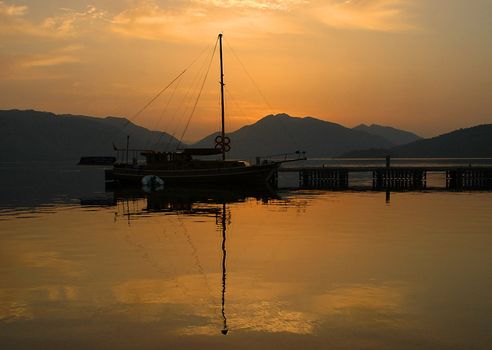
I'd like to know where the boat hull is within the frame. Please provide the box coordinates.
[107,163,279,186]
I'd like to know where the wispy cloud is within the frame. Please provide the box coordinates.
[110,0,304,42]
[311,0,415,32]
[0,2,108,38]
[0,1,27,16]
[109,0,416,43]
[0,1,39,36]
[41,5,109,37]
[1,45,83,81]
[198,0,307,11]
[110,1,197,41]
[20,54,80,69]
[0,0,416,43]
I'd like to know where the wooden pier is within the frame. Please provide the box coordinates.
[299,168,349,189]
[279,165,492,190]
[373,168,426,190]
[446,168,492,190]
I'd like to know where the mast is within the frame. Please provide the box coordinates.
[219,33,226,161]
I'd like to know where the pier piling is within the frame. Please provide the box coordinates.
[373,168,426,190]
[446,168,492,190]
[299,169,348,189]
[280,164,492,190]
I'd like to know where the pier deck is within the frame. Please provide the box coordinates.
[278,165,492,190]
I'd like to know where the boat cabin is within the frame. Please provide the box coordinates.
[138,149,246,170]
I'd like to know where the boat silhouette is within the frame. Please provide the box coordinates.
[105,34,303,187]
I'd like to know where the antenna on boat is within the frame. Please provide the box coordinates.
[219,33,226,161]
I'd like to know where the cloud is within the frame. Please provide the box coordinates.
[20,54,80,68]
[198,0,306,11]
[311,0,415,32]
[0,1,27,16]
[1,45,83,80]
[110,1,195,41]
[41,5,109,37]
[0,0,416,44]
[20,44,83,69]
[109,0,415,43]
[0,2,108,38]
[0,1,39,36]
[110,0,304,42]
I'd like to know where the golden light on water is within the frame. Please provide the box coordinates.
[2,192,491,345]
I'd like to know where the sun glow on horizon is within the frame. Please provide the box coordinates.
[0,0,491,139]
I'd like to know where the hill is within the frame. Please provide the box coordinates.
[5,110,487,162]
[353,123,422,145]
[0,110,182,162]
[193,113,393,159]
[343,124,492,158]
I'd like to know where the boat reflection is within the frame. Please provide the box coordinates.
[107,185,278,216]
[82,185,281,335]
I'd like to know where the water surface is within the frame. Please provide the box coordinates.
[0,163,491,349]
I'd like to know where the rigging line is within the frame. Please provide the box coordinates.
[225,39,301,152]
[90,69,187,155]
[96,42,212,153]
[126,42,213,126]
[173,212,215,307]
[144,77,181,150]
[128,69,187,126]
[177,37,219,149]
[165,68,204,149]
[176,38,219,148]
[225,38,273,111]
[225,86,248,122]
[148,76,183,150]
[166,45,215,150]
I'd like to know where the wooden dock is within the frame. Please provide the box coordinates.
[278,165,492,190]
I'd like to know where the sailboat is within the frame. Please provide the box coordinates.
[107,34,298,187]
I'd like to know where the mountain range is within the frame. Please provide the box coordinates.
[353,123,422,145]
[193,114,396,159]
[343,124,492,158]
[1,109,490,161]
[0,110,181,162]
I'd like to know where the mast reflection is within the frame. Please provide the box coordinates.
[86,185,280,334]
[220,202,228,335]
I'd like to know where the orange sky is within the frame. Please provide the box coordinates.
[1,0,491,141]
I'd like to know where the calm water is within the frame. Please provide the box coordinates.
[1,162,491,350]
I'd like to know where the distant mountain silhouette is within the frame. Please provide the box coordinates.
[343,124,492,157]
[353,123,422,146]
[4,109,487,162]
[0,110,181,162]
[193,113,393,159]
